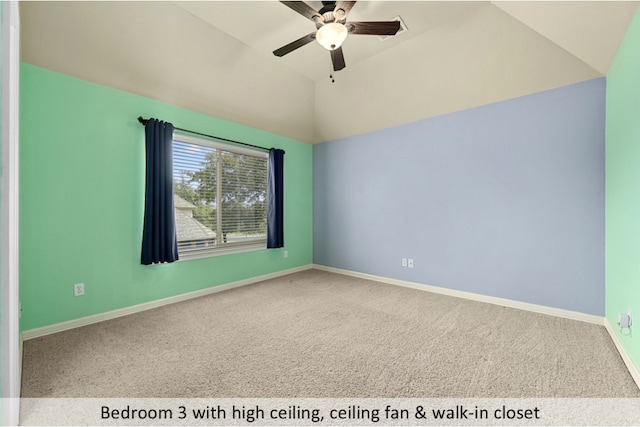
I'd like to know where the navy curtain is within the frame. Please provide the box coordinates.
[141,118,179,265]
[267,148,285,248]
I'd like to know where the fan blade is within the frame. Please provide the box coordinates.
[280,1,323,23]
[331,47,346,71]
[334,1,356,21]
[273,32,316,57]
[348,21,401,36]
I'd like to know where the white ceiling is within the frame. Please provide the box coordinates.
[20,1,639,143]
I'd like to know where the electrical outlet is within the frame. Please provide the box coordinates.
[626,312,632,327]
[402,258,407,267]
[74,283,85,297]
[619,313,631,328]
[283,250,288,258]
[408,258,414,268]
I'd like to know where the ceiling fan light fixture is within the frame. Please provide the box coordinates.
[316,22,348,51]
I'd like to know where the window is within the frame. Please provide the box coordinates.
[172,133,268,259]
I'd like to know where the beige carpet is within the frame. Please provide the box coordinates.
[21,269,639,398]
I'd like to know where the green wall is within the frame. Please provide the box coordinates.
[606,8,640,372]
[19,63,313,331]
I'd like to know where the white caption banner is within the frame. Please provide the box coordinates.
[12,398,640,426]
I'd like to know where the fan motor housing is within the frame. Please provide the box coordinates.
[319,1,337,14]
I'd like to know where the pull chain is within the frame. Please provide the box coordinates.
[329,58,335,83]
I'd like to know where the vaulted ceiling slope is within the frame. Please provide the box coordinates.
[20,1,639,144]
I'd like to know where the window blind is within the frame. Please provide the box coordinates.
[172,134,268,257]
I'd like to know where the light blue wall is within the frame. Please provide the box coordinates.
[314,78,606,316]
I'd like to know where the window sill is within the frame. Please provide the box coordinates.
[177,242,267,261]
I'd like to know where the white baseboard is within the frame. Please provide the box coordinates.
[604,319,640,390]
[23,265,313,340]
[312,264,604,325]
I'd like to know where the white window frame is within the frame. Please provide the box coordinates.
[172,132,268,260]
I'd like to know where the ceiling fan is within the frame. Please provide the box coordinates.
[273,1,402,74]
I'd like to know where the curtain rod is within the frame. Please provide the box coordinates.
[137,117,270,153]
